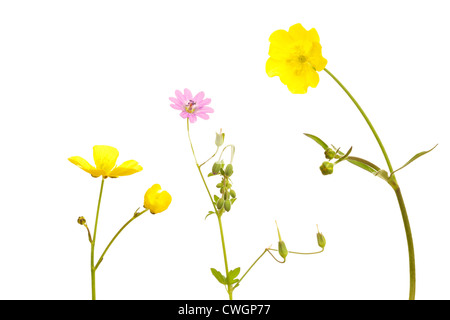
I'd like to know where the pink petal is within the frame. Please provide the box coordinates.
[175,90,186,104]
[197,106,214,113]
[193,91,205,102]
[169,97,183,107]
[197,98,211,107]
[189,114,197,123]
[197,113,210,120]
[180,111,189,119]
[170,104,184,110]
[184,88,193,100]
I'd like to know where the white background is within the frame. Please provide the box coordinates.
[0,0,449,300]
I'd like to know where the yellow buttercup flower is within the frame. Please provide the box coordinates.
[143,184,172,214]
[266,23,327,94]
[69,145,143,178]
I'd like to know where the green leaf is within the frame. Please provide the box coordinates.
[346,156,380,174]
[230,198,237,204]
[228,268,240,280]
[205,211,215,220]
[335,146,353,165]
[210,268,227,285]
[390,144,438,177]
[214,195,219,202]
[304,133,329,151]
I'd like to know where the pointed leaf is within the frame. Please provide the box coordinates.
[210,268,227,285]
[304,133,329,151]
[205,211,215,220]
[390,144,438,177]
[374,169,390,183]
[228,267,240,281]
[335,146,353,165]
[346,157,380,174]
[214,195,219,202]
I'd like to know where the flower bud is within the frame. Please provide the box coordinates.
[217,198,224,210]
[215,129,225,147]
[224,199,231,212]
[319,161,334,175]
[317,232,326,249]
[224,164,233,177]
[77,216,86,225]
[278,240,288,259]
[212,161,222,175]
[324,148,336,160]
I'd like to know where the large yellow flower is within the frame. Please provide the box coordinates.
[266,23,327,94]
[69,145,143,178]
[143,184,172,214]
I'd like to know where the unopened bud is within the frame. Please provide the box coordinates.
[217,198,224,210]
[225,164,233,177]
[224,199,231,212]
[77,216,86,225]
[316,225,326,249]
[215,129,225,147]
[278,240,288,259]
[319,161,334,175]
[212,160,224,175]
[324,148,336,160]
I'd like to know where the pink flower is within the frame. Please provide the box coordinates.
[169,88,214,123]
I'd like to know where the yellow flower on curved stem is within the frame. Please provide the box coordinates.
[143,184,172,214]
[266,23,327,94]
[68,145,143,178]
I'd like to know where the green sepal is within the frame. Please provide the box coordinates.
[304,133,329,150]
[211,268,227,285]
[390,144,438,177]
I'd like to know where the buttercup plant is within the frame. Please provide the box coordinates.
[266,23,437,300]
[69,145,172,300]
[170,89,325,300]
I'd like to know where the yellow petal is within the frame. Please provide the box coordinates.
[266,57,287,77]
[68,156,95,174]
[93,145,119,174]
[109,160,143,178]
[268,29,294,47]
[143,184,172,214]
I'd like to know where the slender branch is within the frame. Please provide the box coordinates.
[90,177,105,300]
[95,209,149,270]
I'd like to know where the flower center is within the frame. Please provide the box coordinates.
[185,100,197,113]
[298,55,307,63]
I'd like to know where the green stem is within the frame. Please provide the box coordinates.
[95,209,149,270]
[187,119,232,300]
[91,177,105,300]
[324,68,415,300]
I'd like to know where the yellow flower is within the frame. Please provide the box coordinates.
[68,145,143,178]
[143,184,172,214]
[266,23,327,94]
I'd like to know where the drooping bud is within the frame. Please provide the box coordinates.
[225,164,233,177]
[324,148,336,160]
[319,161,334,175]
[77,216,86,225]
[316,225,326,249]
[215,129,225,147]
[275,221,288,260]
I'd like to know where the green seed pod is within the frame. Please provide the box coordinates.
[217,198,224,210]
[319,161,334,175]
[77,216,86,225]
[224,164,233,177]
[324,148,336,160]
[224,191,230,200]
[216,183,223,188]
[230,189,236,198]
[317,232,326,249]
[278,240,288,259]
[224,199,231,212]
